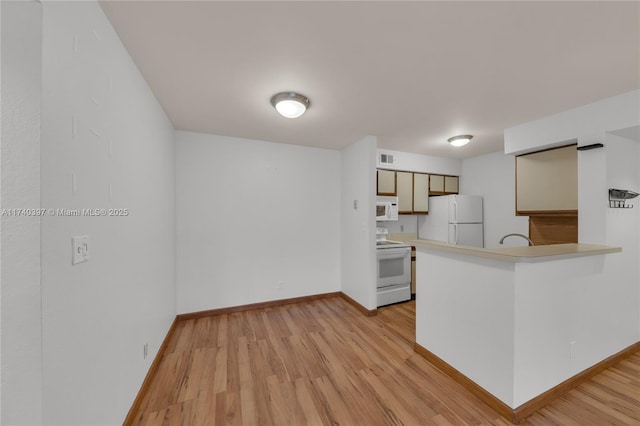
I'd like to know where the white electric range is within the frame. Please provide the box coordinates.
[376,228,411,306]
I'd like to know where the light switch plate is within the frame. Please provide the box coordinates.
[72,235,89,265]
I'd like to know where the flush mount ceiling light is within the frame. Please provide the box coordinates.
[270,92,311,118]
[448,134,473,147]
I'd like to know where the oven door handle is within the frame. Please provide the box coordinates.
[377,249,410,259]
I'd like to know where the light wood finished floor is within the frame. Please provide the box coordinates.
[130,297,640,425]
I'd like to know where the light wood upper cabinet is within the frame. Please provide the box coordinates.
[413,173,429,213]
[429,175,444,193]
[516,144,578,214]
[429,174,459,195]
[444,176,459,194]
[396,172,414,213]
[377,169,431,214]
[377,169,396,195]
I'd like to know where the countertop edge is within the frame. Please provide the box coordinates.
[410,240,622,263]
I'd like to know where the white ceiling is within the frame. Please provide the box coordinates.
[100,1,639,158]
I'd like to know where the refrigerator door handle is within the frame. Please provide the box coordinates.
[453,201,457,222]
[454,224,458,244]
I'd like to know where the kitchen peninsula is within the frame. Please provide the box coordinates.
[411,239,635,422]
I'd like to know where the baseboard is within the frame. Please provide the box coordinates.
[413,343,515,422]
[123,317,179,426]
[414,340,640,424]
[512,340,640,422]
[339,292,377,317]
[176,291,342,321]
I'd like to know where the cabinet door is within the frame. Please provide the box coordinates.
[396,172,413,213]
[413,173,429,213]
[430,174,444,193]
[377,169,396,195]
[516,145,577,214]
[444,176,459,194]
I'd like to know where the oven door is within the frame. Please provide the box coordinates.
[376,247,411,288]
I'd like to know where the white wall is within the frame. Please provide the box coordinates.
[504,90,640,155]
[377,148,462,175]
[379,214,418,235]
[417,246,637,408]
[1,2,43,424]
[503,90,640,405]
[416,250,516,406]
[176,131,341,313]
[342,136,377,310]
[461,151,529,248]
[513,253,637,406]
[578,134,608,244]
[603,133,640,351]
[0,0,2,403]
[40,2,176,424]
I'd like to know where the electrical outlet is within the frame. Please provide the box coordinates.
[143,342,148,360]
[277,281,285,290]
[569,341,576,359]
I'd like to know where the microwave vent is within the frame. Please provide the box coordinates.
[380,153,394,165]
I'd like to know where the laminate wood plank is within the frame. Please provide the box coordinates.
[338,364,396,426]
[261,337,289,383]
[263,308,292,339]
[287,333,330,379]
[196,346,219,400]
[215,314,227,348]
[403,354,501,425]
[358,365,429,425]
[292,377,325,426]
[243,310,268,341]
[168,320,196,353]
[266,375,308,425]
[280,304,304,336]
[270,335,305,381]
[313,374,360,425]
[238,387,256,426]
[192,317,217,349]
[236,336,252,389]
[374,357,452,422]
[563,386,637,424]
[144,351,191,413]
[176,348,206,402]
[234,311,256,342]
[214,391,241,426]
[128,297,640,426]
[591,371,640,398]
[244,340,276,425]
[212,345,227,394]
[192,391,217,426]
[295,376,340,425]
[225,314,241,393]
[577,382,640,421]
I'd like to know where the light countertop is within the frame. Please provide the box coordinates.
[411,239,621,263]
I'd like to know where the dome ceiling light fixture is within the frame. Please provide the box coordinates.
[270,91,311,119]
[448,134,473,147]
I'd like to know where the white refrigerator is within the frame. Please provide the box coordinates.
[418,195,484,247]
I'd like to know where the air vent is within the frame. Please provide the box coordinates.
[380,153,394,165]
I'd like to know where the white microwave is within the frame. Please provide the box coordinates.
[376,196,399,221]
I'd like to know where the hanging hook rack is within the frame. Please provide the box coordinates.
[609,188,638,209]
